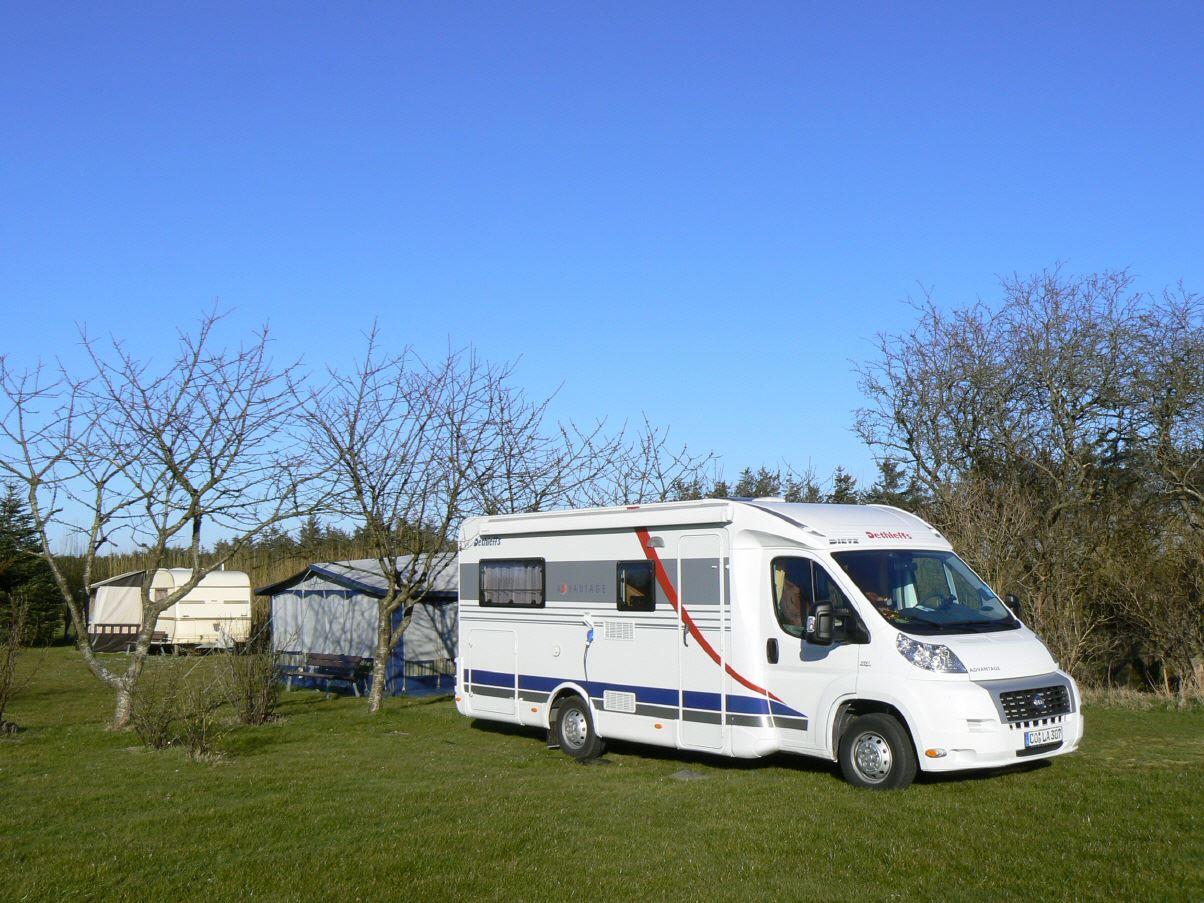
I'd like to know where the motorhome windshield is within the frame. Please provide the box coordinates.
[832,549,1018,635]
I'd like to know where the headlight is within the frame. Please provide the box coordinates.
[896,633,967,673]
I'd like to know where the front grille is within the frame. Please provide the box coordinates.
[1007,714,1064,732]
[999,685,1071,722]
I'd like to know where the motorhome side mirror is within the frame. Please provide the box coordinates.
[808,604,834,646]
[1004,594,1023,619]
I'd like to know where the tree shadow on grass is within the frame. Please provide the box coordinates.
[394,693,455,709]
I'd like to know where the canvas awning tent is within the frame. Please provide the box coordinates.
[256,556,457,695]
[88,568,252,651]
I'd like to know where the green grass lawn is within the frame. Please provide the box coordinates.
[2,648,1202,902]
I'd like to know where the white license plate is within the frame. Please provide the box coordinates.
[1024,726,1063,747]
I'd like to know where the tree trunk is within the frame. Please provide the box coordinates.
[368,607,390,714]
[112,634,152,729]
[112,684,135,729]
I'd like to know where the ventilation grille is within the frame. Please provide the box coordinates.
[604,690,637,713]
[603,620,635,642]
[1007,714,1065,732]
[999,685,1071,722]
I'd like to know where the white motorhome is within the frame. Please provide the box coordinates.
[89,568,252,651]
[455,500,1081,789]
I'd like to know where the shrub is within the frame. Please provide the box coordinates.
[176,681,226,761]
[223,650,280,726]
[128,664,182,750]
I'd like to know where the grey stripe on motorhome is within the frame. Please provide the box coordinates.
[727,714,773,728]
[470,684,516,699]
[461,558,726,606]
[772,715,809,731]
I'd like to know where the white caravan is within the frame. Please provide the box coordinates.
[455,500,1082,789]
[89,568,252,651]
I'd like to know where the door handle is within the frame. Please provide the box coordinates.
[766,638,779,664]
[682,623,689,647]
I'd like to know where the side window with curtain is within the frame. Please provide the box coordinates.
[479,559,545,608]
[770,557,814,638]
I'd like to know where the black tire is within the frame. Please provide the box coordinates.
[554,696,606,760]
[838,712,918,790]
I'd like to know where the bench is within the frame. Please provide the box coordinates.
[278,653,370,697]
[88,626,169,653]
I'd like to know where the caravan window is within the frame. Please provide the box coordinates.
[480,559,545,608]
[617,561,655,612]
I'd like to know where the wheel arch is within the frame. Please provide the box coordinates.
[828,697,921,761]
[544,682,593,743]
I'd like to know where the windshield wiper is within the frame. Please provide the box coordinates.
[940,620,1016,633]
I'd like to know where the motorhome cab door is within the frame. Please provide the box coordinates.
[677,532,727,751]
[764,551,862,752]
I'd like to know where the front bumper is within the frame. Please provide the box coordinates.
[909,671,1082,772]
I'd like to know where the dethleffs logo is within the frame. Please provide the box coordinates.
[864,530,913,540]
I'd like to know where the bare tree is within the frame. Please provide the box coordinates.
[581,415,717,506]
[0,313,325,727]
[306,335,613,712]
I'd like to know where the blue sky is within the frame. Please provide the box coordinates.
[2,2,1201,489]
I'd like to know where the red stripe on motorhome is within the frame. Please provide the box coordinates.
[635,528,782,703]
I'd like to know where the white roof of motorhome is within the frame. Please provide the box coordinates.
[462,500,946,547]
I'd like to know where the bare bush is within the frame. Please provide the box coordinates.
[0,591,33,733]
[176,680,227,761]
[129,663,183,750]
[222,648,280,726]
[855,268,1203,695]
[129,660,229,757]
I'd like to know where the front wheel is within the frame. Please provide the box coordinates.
[555,696,606,760]
[838,713,917,790]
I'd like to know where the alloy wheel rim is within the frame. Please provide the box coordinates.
[852,731,893,782]
[562,709,588,749]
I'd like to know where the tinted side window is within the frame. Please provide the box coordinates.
[812,565,852,609]
[771,557,813,638]
[617,561,655,612]
[480,559,545,608]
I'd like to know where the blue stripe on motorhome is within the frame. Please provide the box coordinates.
[465,669,805,719]
[769,699,806,717]
[469,668,516,688]
[682,689,722,710]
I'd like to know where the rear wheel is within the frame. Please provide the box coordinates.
[555,696,606,760]
[838,713,917,790]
